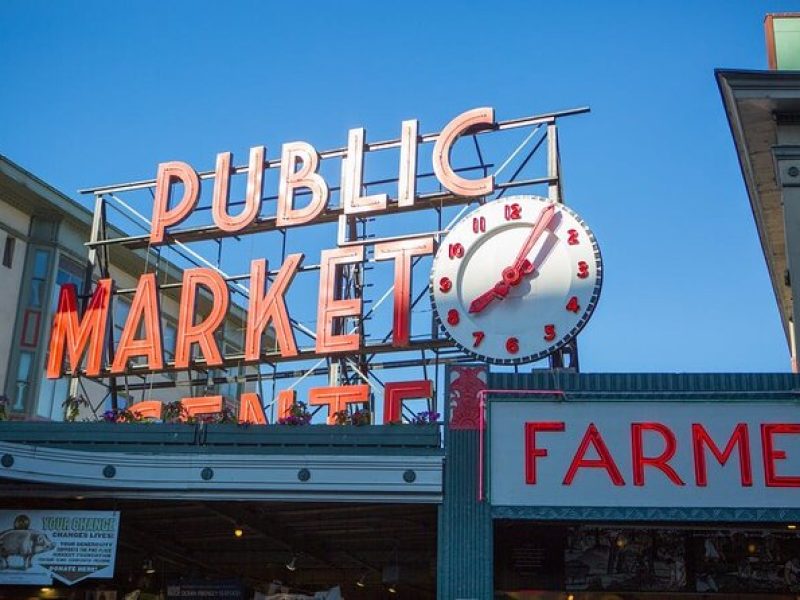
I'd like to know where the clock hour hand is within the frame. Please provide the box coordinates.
[468,282,510,314]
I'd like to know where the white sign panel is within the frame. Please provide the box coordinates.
[0,510,119,585]
[489,400,800,508]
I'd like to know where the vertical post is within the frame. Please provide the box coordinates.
[438,364,493,599]
[773,145,800,372]
[547,122,561,204]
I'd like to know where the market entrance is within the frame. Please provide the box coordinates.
[494,521,800,599]
[0,497,437,599]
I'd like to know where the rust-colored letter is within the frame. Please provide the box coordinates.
[238,392,267,425]
[180,395,223,420]
[212,146,265,232]
[276,389,296,421]
[151,161,201,244]
[174,268,229,368]
[383,380,433,424]
[110,273,164,373]
[397,119,418,207]
[316,246,364,354]
[245,255,302,360]
[46,279,112,378]
[309,384,370,424]
[374,237,434,347]
[342,128,388,215]
[276,142,328,227]
[432,107,495,196]
[128,400,163,420]
[761,424,800,487]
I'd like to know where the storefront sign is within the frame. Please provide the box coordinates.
[45,107,602,391]
[0,510,119,586]
[489,400,800,508]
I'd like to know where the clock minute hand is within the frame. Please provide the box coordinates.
[511,203,556,273]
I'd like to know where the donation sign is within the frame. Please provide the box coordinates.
[0,510,119,586]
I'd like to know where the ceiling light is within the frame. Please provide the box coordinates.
[387,584,397,594]
[788,524,797,530]
[143,559,155,574]
[356,574,366,588]
[234,527,244,538]
[285,556,297,571]
[40,588,52,593]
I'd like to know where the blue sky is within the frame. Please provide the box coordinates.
[1,0,795,374]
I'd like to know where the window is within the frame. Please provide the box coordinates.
[3,236,15,268]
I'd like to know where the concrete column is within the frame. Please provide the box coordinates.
[773,144,800,372]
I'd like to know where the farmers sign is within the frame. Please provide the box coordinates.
[0,510,119,586]
[489,399,800,508]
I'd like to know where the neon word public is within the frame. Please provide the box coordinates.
[149,107,497,242]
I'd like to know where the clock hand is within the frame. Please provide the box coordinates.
[468,281,510,314]
[511,203,556,273]
[468,203,557,314]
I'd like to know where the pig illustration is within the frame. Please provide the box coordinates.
[0,529,55,569]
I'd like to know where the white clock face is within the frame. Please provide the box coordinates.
[430,195,602,364]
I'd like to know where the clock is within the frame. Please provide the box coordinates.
[430,195,602,364]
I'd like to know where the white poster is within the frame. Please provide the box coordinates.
[0,510,119,586]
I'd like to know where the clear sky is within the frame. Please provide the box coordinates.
[1,0,796,374]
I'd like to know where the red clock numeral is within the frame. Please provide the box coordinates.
[504,203,522,221]
[439,277,452,293]
[473,331,485,347]
[448,243,464,259]
[544,324,556,342]
[447,309,460,326]
[472,216,486,233]
[566,296,580,313]
[506,337,519,354]
[577,261,589,279]
[567,229,579,245]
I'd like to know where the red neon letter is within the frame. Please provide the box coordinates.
[563,423,625,486]
[245,255,302,360]
[110,273,164,373]
[46,279,112,378]
[180,396,223,421]
[342,128,388,215]
[692,423,752,487]
[238,392,267,425]
[397,119,418,207]
[374,237,434,347]
[276,141,328,227]
[432,107,495,197]
[128,400,162,420]
[309,385,370,424]
[761,424,800,487]
[383,380,433,424]
[174,268,229,368]
[316,246,364,354]
[631,422,685,486]
[151,161,200,244]
[212,146,265,232]
[525,422,565,484]
[276,389,296,420]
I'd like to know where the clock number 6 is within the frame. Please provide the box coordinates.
[506,337,519,354]
[448,243,464,259]
[577,261,589,279]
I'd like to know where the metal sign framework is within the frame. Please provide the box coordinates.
[72,106,589,417]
